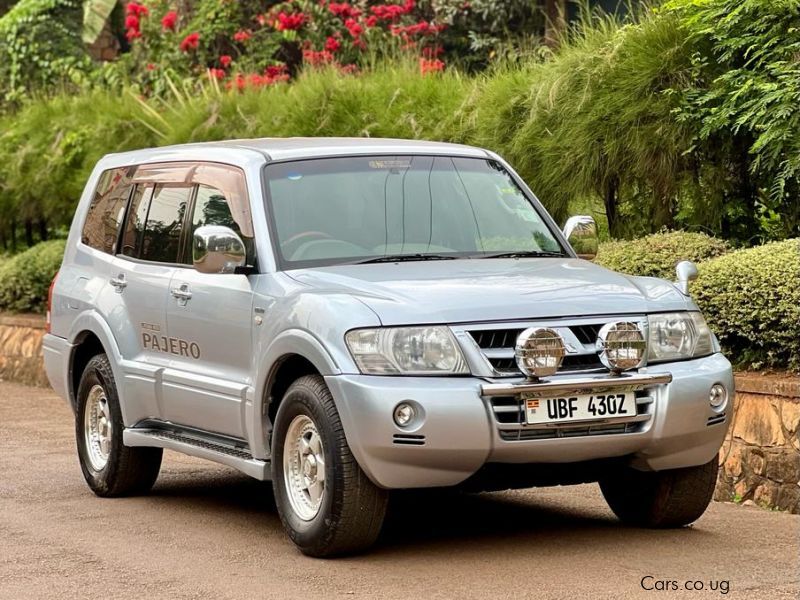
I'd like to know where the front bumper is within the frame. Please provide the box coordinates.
[325,353,734,489]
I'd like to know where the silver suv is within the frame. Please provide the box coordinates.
[44,138,733,556]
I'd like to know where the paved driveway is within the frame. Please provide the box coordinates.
[0,382,797,599]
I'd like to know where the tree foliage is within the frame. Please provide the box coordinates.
[666,0,800,241]
[0,0,92,105]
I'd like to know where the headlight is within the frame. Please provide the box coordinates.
[345,327,469,375]
[647,312,715,363]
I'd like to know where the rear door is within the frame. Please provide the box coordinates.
[161,164,256,439]
[111,172,194,422]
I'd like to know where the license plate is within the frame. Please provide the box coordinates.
[525,392,633,425]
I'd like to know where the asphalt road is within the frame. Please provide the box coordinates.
[0,382,797,600]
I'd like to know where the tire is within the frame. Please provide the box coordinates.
[76,353,162,497]
[271,375,388,557]
[599,457,718,528]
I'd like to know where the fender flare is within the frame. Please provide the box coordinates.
[66,310,128,417]
[249,329,342,459]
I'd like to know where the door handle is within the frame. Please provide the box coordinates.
[110,274,127,292]
[170,284,192,300]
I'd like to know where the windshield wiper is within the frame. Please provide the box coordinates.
[480,250,566,259]
[355,253,459,264]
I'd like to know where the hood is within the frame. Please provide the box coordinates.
[286,258,690,326]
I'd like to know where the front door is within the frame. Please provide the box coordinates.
[161,172,256,439]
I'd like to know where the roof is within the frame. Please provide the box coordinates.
[101,137,491,168]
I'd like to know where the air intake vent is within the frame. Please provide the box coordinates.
[707,413,726,426]
[393,434,425,446]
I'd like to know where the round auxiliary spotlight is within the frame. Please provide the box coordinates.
[515,327,566,379]
[596,321,646,373]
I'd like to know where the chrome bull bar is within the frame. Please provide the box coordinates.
[480,372,673,398]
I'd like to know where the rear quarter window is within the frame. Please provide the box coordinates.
[81,167,135,254]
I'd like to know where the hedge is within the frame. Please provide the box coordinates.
[0,239,65,313]
[596,231,730,280]
[693,239,800,372]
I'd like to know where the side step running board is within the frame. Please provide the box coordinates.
[123,428,270,481]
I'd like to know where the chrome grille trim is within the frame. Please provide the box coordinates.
[489,388,658,441]
[452,316,648,378]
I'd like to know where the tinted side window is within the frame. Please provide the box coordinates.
[119,184,191,263]
[140,185,192,263]
[81,167,134,254]
[120,185,152,258]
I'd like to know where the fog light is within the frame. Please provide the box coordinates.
[515,327,566,379]
[393,402,416,427]
[597,321,646,373]
[709,384,727,410]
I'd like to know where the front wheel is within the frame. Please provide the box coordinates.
[271,375,388,557]
[599,458,718,528]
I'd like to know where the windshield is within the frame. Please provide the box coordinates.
[263,155,566,268]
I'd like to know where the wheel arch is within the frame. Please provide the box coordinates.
[250,330,342,459]
[66,311,124,412]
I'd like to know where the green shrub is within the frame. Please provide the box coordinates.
[693,239,800,371]
[596,231,729,279]
[0,239,65,313]
[0,0,91,106]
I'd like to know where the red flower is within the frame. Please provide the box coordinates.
[125,28,141,41]
[179,32,200,52]
[419,57,445,75]
[339,63,359,75]
[233,29,251,42]
[324,36,341,52]
[303,49,334,66]
[125,14,140,30]
[344,18,363,38]
[328,2,360,18]
[219,55,232,68]
[365,15,378,27]
[146,63,156,71]
[265,64,287,78]
[276,12,307,31]
[370,0,413,21]
[161,11,178,31]
[227,73,246,92]
[226,68,289,91]
[422,45,444,58]
[125,2,149,17]
[208,68,226,80]
[392,21,444,37]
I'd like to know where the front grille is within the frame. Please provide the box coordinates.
[490,389,655,441]
[469,329,524,350]
[467,323,605,376]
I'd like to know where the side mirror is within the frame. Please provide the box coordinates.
[193,225,246,274]
[675,260,698,295]
[563,215,598,260]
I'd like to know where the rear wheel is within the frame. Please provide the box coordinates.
[76,354,162,497]
[271,375,388,557]
[599,458,718,528]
